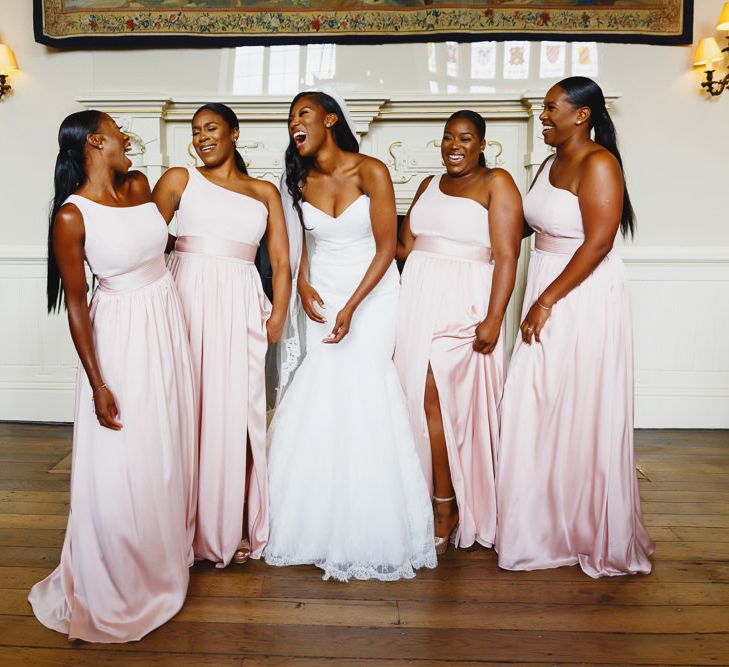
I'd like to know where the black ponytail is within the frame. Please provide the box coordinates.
[47,110,103,313]
[193,103,248,175]
[558,76,636,238]
[233,148,248,174]
[446,109,487,167]
[284,91,359,227]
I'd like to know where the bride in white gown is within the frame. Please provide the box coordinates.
[264,89,437,581]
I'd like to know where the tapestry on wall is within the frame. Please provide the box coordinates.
[34,1,693,48]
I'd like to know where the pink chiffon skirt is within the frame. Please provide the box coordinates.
[168,250,271,567]
[28,271,197,642]
[496,249,654,577]
[395,248,503,548]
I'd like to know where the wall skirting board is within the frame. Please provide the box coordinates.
[1,244,727,428]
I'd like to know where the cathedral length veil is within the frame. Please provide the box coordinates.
[273,87,359,405]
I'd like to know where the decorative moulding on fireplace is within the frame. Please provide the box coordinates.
[75,95,172,115]
[75,90,621,195]
[79,91,623,125]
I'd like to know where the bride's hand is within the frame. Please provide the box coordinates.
[298,279,326,324]
[323,305,354,344]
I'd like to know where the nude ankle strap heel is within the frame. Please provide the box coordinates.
[432,495,458,555]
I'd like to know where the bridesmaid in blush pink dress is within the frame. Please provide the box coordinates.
[154,103,290,568]
[395,111,522,554]
[495,77,654,578]
[29,111,196,642]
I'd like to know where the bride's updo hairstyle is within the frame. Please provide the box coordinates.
[284,91,359,227]
[557,76,635,238]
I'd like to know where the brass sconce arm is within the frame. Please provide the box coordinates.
[0,43,18,100]
[702,38,729,96]
[701,68,729,97]
[0,73,10,100]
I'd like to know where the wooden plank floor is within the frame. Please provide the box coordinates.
[0,424,728,666]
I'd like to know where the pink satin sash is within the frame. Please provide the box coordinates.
[535,233,584,255]
[98,256,167,294]
[176,235,258,263]
[413,236,492,263]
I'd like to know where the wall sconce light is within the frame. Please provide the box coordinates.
[0,44,18,101]
[694,3,729,96]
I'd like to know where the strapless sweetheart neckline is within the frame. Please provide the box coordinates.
[302,194,368,220]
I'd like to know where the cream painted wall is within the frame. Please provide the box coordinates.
[1,0,728,427]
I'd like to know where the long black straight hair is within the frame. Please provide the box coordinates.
[193,103,248,175]
[557,76,636,238]
[47,109,103,313]
[284,91,359,227]
[446,110,487,167]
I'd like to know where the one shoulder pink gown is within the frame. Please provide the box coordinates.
[167,167,271,567]
[29,195,197,642]
[394,175,503,548]
[495,156,654,578]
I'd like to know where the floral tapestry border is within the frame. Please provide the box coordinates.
[34,1,694,49]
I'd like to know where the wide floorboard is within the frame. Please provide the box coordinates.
[0,424,727,666]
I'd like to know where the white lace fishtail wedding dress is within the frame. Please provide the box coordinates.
[264,194,437,581]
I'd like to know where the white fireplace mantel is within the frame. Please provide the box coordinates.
[76,91,620,200]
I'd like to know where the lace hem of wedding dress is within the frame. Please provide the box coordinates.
[264,550,438,582]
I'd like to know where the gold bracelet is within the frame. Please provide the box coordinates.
[535,298,552,311]
[92,383,107,399]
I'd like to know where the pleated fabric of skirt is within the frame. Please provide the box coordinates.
[395,248,503,548]
[496,249,654,578]
[29,272,197,641]
[169,250,271,566]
